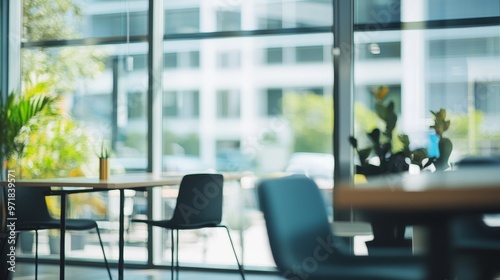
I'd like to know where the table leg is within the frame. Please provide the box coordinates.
[60,193,66,280]
[426,219,452,280]
[118,189,125,280]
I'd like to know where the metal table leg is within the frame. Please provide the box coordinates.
[118,189,125,280]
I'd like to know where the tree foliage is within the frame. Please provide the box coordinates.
[22,0,107,96]
[283,93,333,153]
[13,0,107,179]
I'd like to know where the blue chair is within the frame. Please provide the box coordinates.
[15,186,112,280]
[132,173,245,280]
[452,156,500,279]
[257,175,426,280]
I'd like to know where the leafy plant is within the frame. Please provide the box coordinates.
[350,86,453,176]
[98,142,111,159]
[0,92,55,170]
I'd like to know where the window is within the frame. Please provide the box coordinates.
[354,0,500,165]
[165,8,200,34]
[217,50,241,68]
[357,42,401,60]
[266,88,283,115]
[163,90,200,118]
[216,10,241,31]
[90,12,147,38]
[295,45,324,63]
[217,90,240,118]
[164,52,178,68]
[265,47,283,64]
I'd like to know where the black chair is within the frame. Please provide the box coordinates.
[132,173,245,280]
[452,156,500,279]
[257,175,426,280]
[16,186,112,280]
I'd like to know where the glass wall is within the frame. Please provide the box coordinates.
[353,0,500,172]
[12,0,500,272]
[16,0,334,270]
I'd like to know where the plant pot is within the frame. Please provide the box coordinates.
[19,231,34,253]
[49,235,60,255]
[70,232,87,251]
[99,158,109,180]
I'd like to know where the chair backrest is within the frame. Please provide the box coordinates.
[455,156,500,168]
[257,175,343,272]
[15,186,54,224]
[453,156,500,238]
[169,173,224,227]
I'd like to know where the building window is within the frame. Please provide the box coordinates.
[266,88,283,116]
[475,81,500,114]
[265,47,283,64]
[217,90,240,118]
[90,11,147,37]
[189,51,200,68]
[216,10,241,31]
[357,42,401,60]
[217,50,241,69]
[165,8,200,34]
[163,91,178,117]
[295,45,324,63]
[164,53,178,68]
[163,90,200,118]
[128,91,146,119]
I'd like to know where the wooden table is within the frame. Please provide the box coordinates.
[335,167,500,279]
[3,172,249,280]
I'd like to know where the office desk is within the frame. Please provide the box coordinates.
[5,173,186,280]
[335,167,500,279]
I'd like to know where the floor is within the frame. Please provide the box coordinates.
[12,262,284,280]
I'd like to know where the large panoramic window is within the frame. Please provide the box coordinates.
[13,0,499,273]
[353,0,500,171]
[16,0,334,270]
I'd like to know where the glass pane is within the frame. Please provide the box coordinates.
[355,0,500,24]
[19,42,149,262]
[158,33,334,268]
[22,0,149,41]
[164,0,332,35]
[354,25,500,175]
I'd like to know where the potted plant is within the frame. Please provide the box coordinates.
[349,86,453,254]
[98,142,111,180]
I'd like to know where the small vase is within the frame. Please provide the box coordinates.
[99,158,109,180]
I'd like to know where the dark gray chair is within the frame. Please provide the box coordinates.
[452,156,500,279]
[132,173,245,280]
[257,175,426,280]
[15,186,112,280]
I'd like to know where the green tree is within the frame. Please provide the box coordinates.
[22,0,107,96]
[16,0,107,178]
[283,93,333,153]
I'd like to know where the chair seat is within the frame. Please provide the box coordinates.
[132,219,219,230]
[17,219,98,231]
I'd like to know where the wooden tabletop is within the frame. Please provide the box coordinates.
[335,166,500,212]
[1,172,252,189]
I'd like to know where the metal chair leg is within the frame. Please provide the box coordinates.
[95,226,113,280]
[170,229,174,280]
[220,225,245,280]
[176,229,179,280]
[35,230,38,280]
